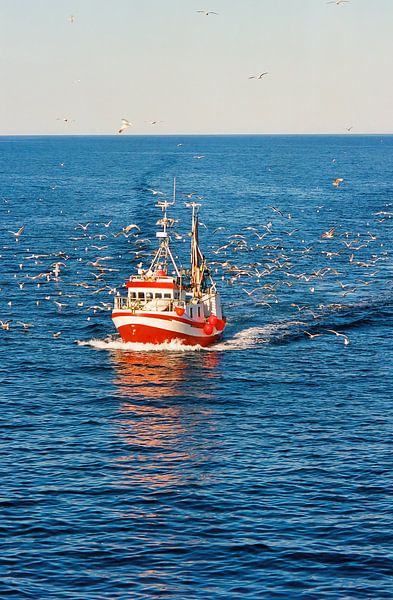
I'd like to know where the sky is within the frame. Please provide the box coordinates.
[1,0,393,135]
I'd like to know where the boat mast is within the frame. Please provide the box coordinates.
[147,183,180,277]
[187,201,206,298]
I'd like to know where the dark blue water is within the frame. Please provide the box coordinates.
[1,135,393,599]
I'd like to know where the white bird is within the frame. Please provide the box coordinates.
[249,72,269,79]
[327,0,349,4]
[16,321,34,330]
[123,223,141,233]
[332,178,344,188]
[50,331,62,338]
[118,119,133,134]
[75,223,91,231]
[9,225,26,242]
[304,331,322,340]
[197,9,218,16]
[146,188,165,196]
[0,320,12,330]
[53,300,67,311]
[326,329,350,345]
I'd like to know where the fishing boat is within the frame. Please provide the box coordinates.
[112,183,226,347]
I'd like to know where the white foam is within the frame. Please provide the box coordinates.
[76,320,299,354]
[76,336,205,352]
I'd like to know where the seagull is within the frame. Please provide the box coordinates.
[50,331,62,338]
[326,329,350,345]
[16,321,34,330]
[304,331,322,339]
[57,117,74,124]
[146,120,163,125]
[249,72,269,79]
[123,223,141,233]
[0,320,12,331]
[193,155,205,159]
[196,9,218,16]
[118,119,133,134]
[332,177,344,188]
[321,228,335,238]
[345,126,353,132]
[268,206,283,216]
[9,225,26,242]
[75,223,91,231]
[53,300,67,311]
[146,188,165,196]
[327,0,349,4]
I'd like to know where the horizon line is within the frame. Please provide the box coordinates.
[0,132,392,138]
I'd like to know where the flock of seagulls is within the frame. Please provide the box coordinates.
[1,169,390,348]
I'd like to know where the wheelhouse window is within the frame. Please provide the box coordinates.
[164,293,171,299]
[138,292,145,299]
[190,308,193,318]
[155,292,162,299]
[197,306,201,317]
[129,292,137,298]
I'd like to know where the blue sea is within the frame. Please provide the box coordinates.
[1,135,393,599]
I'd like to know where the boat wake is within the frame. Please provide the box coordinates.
[76,295,393,353]
[76,336,206,352]
[75,325,287,353]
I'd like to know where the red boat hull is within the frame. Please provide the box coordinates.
[112,311,224,347]
[116,322,223,346]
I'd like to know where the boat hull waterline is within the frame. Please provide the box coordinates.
[112,311,224,346]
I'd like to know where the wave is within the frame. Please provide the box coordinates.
[75,323,291,353]
[75,336,205,353]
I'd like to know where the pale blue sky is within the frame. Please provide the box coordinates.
[1,0,392,134]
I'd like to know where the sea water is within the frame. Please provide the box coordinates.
[1,135,393,598]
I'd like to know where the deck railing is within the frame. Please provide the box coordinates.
[114,295,185,313]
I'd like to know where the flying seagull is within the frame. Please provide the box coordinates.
[249,72,269,79]
[146,188,165,196]
[118,119,133,134]
[50,331,62,338]
[332,177,344,188]
[326,329,350,345]
[197,9,218,15]
[9,225,26,242]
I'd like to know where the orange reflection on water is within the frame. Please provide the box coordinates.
[110,349,221,489]
[112,349,220,400]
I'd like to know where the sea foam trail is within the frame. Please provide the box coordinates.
[76,337,206,352]
[75,324,288,353]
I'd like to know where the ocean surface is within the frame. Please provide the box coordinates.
[1,134,393,599]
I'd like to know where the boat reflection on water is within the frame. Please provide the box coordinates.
[111,349,221,400]
[109,349,222,489]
